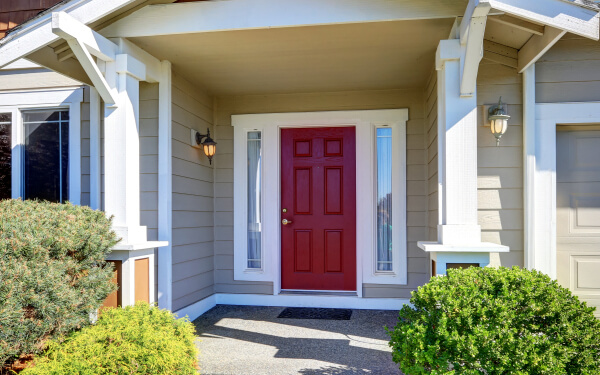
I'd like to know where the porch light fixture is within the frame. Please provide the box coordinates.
[193,128,217,164]
[488,97,510,146]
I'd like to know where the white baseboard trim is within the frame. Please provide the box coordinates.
[173,293,410,322]
[173,294,217,321]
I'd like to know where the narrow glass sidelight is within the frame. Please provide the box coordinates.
[376,128,393,271]
[0,113,11,200]
[247,131,262,269]
[23,110,69,203]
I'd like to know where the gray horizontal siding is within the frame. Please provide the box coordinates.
[171,72,215,311]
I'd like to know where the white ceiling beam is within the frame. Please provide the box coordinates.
[488,14,545,35]
[482,39,518,68]
[52,41,71,55]
[518,26,566,73]
[57,49,75,62]
[100,0,469,38]
[112,38,162,83]
[486,0,599,40]
[460,0,491,97]
[0,0,139,69]
[52,12,118,62]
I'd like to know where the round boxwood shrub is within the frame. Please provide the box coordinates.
[388,266,600,374]
[0,199,118,367]
[22,302,199,374]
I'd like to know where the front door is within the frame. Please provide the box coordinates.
[281,127,356,291]
[557,130,600,317]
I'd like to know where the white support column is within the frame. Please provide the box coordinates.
[51,11,168,307]
[158,60,173,310]
[523,64,536,269]
[437,39,481,245]
[419,39,508,271]
[104,54,147,244]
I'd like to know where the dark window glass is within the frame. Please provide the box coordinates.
[0,113,11,200]
[24,110,69,202]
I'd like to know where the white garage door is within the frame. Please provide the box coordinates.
[557,129,600,317]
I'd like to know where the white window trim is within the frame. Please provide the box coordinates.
[528,101,600,279]
[232,109,408,295]
[0,88,83,204]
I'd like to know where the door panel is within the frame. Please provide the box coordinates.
[557,130,600,317]
[281,127,356,291]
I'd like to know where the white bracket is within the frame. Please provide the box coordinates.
[51,12,119,105]
[459,0,491,97]
[517,26,566,73]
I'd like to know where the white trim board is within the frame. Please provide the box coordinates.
[232,109,408,294]
[0,88,84,204]
[529,101,600,278]
[174,293,410,322]
[100,0,468,38]
[157,61,173,311]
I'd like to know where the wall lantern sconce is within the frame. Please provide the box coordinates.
[191,128,217,164]
[488,97,510,146]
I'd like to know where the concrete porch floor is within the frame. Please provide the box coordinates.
[193,305,403,375]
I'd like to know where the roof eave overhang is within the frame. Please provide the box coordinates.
[0,0,171,69]
[486,0,600,40]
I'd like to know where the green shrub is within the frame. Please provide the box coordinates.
[0,200,118,366]
[388,266,600,375]
[22,302,199,374]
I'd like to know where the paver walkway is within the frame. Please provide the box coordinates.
[193,305,403,375]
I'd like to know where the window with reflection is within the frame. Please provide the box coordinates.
[247,131,262,269]
[376,128,393,271]
[0,113,11,200]
[23,110,69,202]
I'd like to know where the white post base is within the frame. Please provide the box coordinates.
[106,246,165,306]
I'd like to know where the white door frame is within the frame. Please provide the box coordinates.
[232,109,408,296]
[529,101,600,278]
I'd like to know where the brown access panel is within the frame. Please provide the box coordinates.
[101,260,122,310]
[135,258,150,303]
[431,260,436,277]
[446,263,480,270]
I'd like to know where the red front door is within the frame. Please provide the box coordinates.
[281,127,356,291]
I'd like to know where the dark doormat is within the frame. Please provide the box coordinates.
[277,307,352,320]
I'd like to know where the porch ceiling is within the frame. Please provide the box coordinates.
[129,18,455,96]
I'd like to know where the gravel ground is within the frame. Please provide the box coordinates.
[193,305,403,375]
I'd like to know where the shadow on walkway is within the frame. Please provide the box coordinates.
[193,305,403,375]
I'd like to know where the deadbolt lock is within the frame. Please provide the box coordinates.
[282,208,287,213]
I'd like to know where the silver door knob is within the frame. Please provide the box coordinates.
[282,218,293,225]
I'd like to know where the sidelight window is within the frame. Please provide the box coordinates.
[23,110,69,203]
[376,127,393,271]
[247,131,262,269]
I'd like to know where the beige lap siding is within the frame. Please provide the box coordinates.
[536,34,600,103]
[0,69,81,91]
[476,60,524,267]
[170,72,215,311]
[215,89,431,298]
